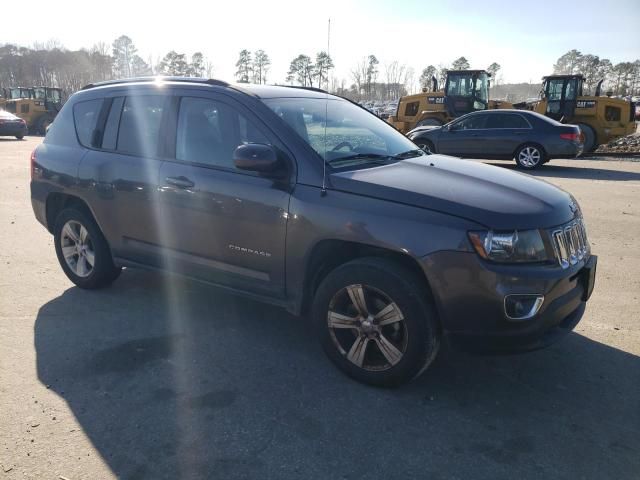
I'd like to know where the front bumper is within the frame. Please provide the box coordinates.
[421,250,596,353]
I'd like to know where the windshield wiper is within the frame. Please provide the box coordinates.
[327,153,391,164]
[392,149,425,159]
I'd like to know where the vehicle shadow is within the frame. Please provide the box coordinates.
[484,161,640,181]
[35,269,640,479]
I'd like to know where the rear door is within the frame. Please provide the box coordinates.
[156,93,291,297]
[437,113,488,156]
[78,93,170,262]
[482,113,532,157]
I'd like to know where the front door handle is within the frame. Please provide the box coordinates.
[165,176,195,188]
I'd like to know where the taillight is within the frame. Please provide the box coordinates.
[30,149,36,180]
[560,133,581,141]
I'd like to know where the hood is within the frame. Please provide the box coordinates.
[407,125,442,137]
[330,155,576,230]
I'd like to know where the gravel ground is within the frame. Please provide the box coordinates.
[1,137,639,480]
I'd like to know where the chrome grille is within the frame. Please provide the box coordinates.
[551,218,589,269]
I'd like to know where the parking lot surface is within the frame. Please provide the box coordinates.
[1,137,639,479]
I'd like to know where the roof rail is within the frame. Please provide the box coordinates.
[81,76,229,91]
[283,85,329,94]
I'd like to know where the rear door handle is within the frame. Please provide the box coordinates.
[165,176,195,188]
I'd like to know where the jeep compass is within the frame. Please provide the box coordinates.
[30,77,597,386]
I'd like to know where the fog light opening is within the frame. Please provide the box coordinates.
[504,294,544,320]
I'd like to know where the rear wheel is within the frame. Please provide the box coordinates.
[53,208,121,289]
[577,123,597,152]
[312,257,440,387]
[515,143,545,170]
[36,114,54,135]
[15,134,24,140]
[416,117,443,127]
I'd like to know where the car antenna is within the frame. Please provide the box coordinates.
[321,17,330,197]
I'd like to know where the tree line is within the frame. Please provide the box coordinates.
[0,36,213,98]
[2,38,638,103]
[552,49,640,96]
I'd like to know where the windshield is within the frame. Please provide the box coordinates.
[263,97,422,167]
[46,88,61,103]
[33,87,46,100]
[446,73,488,102]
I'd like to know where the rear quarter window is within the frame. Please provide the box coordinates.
[73,99,104,147]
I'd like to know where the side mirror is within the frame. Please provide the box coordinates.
[233,143,282,174]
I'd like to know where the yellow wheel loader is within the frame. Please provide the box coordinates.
[4,86,63,134]
[387,70,513,133]
[514,75,636,152]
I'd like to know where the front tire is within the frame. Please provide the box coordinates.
[15,134,24,140]
[312,258,440,387]
[515,143,545,169]
[414,137,435,154]
[53,208,121,289]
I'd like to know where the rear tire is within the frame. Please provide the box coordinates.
[53,207,121,289]
[577,123,597,152]
[312,257,440,387]
[515,143,545,170]
[15,134,24,140]
[416,117,443,127]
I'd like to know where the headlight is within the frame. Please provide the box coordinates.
[468,229,548,263]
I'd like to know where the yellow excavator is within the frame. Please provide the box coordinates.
[3,86,63,134]
[387,70,512,133]
[514,74,636,151]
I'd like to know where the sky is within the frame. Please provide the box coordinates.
[2,0,639,89]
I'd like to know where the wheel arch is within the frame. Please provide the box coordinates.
[513,141,547,160]
[45,193,95,234]
[298,239,438,323]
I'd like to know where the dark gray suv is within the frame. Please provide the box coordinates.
[30,77,597,386]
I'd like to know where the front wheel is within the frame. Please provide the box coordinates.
[15,134,24,140]
[414,137,435,154]
[312,258,440,387]
[515,144,545,169]
[54,208,121,289]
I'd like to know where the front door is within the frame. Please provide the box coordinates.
[157,94,291,297]
[437,113,488,157]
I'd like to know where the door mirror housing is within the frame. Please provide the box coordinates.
[233,143,282,174]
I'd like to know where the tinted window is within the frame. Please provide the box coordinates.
[485,113,530,129]
[453,114,486,130]
[101,97,124,150]
[176,97,269,169]
[117,95,166,157]
[73,99,104,147]
[404,101,419,116]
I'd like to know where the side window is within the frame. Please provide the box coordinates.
[455,114,485,130]
[404,101,420,117]
[547,80,564,101]
[21,104,29,114]
[101,97,124,150]
[116,95,166,157]
[73,99,104,147]
[176,97,270,170]
[507,114,530,128]
[604,106,621,122]
[485,113,530,129]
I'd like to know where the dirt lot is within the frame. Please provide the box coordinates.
[1,137,639,479]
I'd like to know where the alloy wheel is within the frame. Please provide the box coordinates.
[60,220,95,278]
[518,146,541,167]
[327,284,408,371]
